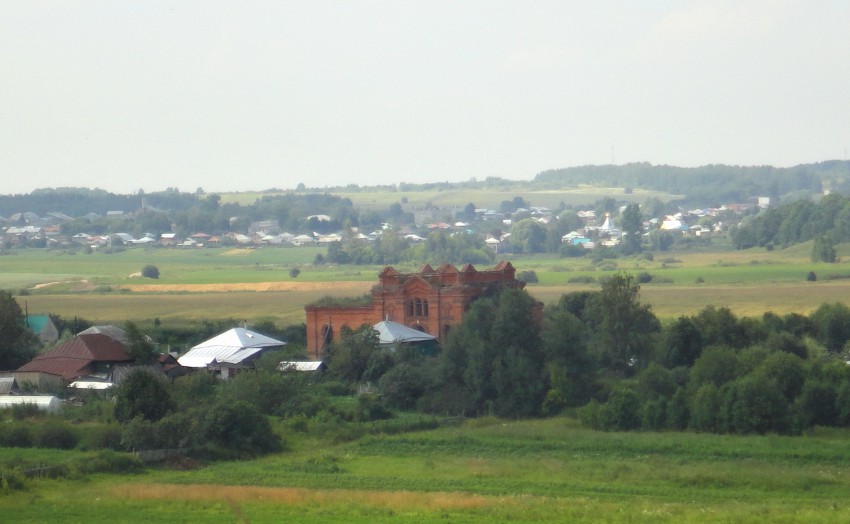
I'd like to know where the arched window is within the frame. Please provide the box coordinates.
[415,298,423,316]
[423,299,429,317]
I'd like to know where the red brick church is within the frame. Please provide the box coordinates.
[305,261,538,358]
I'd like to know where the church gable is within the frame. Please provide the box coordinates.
[402,275,434,296]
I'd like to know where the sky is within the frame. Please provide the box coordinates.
[2,1,849,195]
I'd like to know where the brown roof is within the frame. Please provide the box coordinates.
[16,333,132,380]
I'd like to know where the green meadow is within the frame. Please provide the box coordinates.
[218,185,683,211]
[3,417,850,522]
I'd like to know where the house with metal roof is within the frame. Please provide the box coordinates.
[178,327,286,380]
[14,333,135,392]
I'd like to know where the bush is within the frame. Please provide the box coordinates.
[636,272,653,284]
[78,425,123,451]
[141,265,160,279]
[517,270,539,284]
[0,467,26,492]
[34,422,79,450]
[807,271,817,282]
[73,450,142,475]
[0,425,33,447]
[200,401,282,458]
[11,403,41,421]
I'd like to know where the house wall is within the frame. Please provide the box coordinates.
[12,372,63,393]
[304,262,538,357]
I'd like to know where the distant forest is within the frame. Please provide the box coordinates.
[534,161,850,205]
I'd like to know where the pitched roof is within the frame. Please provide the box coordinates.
[78,325,128,343]
[16,334,132,380]
[178,327,285,368]
[26,315,52,333]
[373,320,437,345]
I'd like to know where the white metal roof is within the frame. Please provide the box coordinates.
[69,381,114,390]
[279,361,325,372]
[373,320,436,345]
[178,327,285,368]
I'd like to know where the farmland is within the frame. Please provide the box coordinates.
[4,241,850,328]
[5,241,850,521]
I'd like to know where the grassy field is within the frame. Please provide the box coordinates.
[3,417,850,522]
[5,241,850,327]
[218,185,683,211]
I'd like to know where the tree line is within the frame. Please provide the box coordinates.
[323,274,850,435]
[733,193,850,258]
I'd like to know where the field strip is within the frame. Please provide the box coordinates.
[118,281,371,293]
[110,483,493,510]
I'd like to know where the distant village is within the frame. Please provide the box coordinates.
[0,197,769,253]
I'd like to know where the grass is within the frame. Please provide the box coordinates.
[4,417,850,522]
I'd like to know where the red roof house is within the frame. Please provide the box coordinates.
[15,333,134,392]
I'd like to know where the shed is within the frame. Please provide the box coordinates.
[0,395,62,413]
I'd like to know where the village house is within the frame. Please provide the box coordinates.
[305,261,540,358]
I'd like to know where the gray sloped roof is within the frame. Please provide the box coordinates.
[373,320,436,345]
[178,328,285,368]
[78,325,128,343]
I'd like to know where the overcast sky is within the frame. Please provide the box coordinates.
[2,1,849,195]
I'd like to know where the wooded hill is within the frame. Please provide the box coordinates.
[3,160,849,217]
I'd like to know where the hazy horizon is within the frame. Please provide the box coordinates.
[3,1,849,195]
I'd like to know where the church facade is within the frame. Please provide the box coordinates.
[305,261,536,358]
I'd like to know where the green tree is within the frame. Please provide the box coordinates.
[0,289,39,370]
[114,370,175,423]
[326,324,381,383]
[812,234,837,263]
[726,374,790,434]
[664,316,704,367]
[437,289,547,417]
[124,321,158,364]
[509,219,547,253]
[590,274,660,375]
[810,302,850,352]
[689,346,739,391]
[619,204,643,255]
[690,383,724,433]
[141,265,160,279]
[542,303,593,408]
